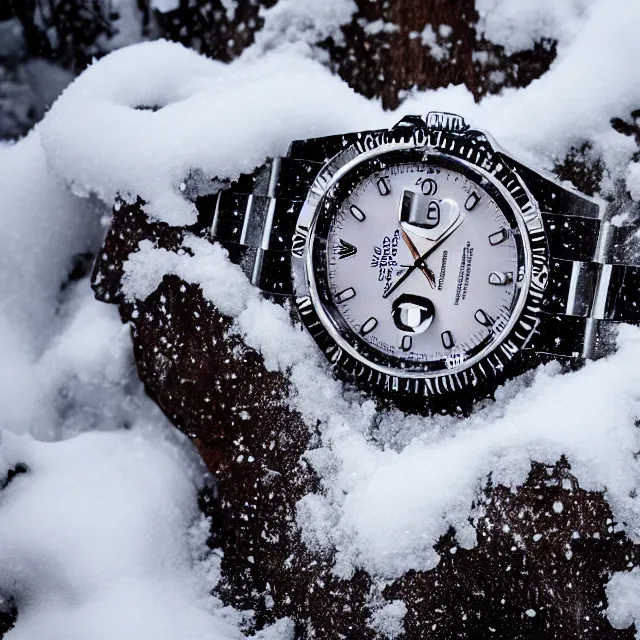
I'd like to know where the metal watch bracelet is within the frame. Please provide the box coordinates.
[194,116,640,361]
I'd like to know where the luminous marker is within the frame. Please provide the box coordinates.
[335,287,356,303]
[474,309,493,326]
[465,191,480,211]
[349,205,366,222]
[441,330,455,349]
[377,177,391,196]
[360,317,378,335]
[401,335,412,352]
[337,239,357,259]
[488,229,509,246]
[488,271,513,286]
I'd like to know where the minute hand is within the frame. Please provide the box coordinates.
[383,217,464,300]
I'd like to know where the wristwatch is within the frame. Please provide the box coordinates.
[194,112,639,403]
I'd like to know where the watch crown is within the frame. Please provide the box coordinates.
[426,111,469,133]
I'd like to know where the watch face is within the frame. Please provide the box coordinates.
[309,151,530,378]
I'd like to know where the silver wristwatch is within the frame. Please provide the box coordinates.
[195,113,638,403]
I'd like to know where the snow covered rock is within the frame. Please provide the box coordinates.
[3,0,640,637]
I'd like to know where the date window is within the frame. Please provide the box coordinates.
[400,190,460,241]
[401,192,440,229]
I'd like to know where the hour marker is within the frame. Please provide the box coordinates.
[474,309,493,327]
[335,287,356,303]
[360,317,378,335]
[441,330,455,349]
[337,239,357,259]
[488,229,509,245]
[349,205,366,222]
[420,178,438,196]
[465,191,480,211]
[377,177,391,196]
[401,335,413,351]
[488,271,513,286]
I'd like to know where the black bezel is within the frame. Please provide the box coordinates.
[292,126,549,398]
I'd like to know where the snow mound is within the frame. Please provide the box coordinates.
[0,427,242,639]
[40,41,378,227]
[476,0,595,54]
[2,0,640,635]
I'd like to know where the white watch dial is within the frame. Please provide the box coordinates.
[325,162,522,371]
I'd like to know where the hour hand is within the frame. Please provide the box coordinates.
[399,190,462,241]
[401,229,435,288]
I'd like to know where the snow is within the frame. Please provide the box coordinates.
[247,0,357,58]
[416,24,451,62]
[368,599,407,638]
[41,42,377,227]
[151,0,180,13]
[607,568,640,631]
[361,19,400,36]
[293,329,640,578]
[476,0,595,54]
[0,124,255,635]
[3,0,640,635]
[627,161,640,202]
[405,0,640,175]
[0,429,243,640]
[220,0,238,23]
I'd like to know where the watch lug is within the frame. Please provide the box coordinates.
[499,152,603,220]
